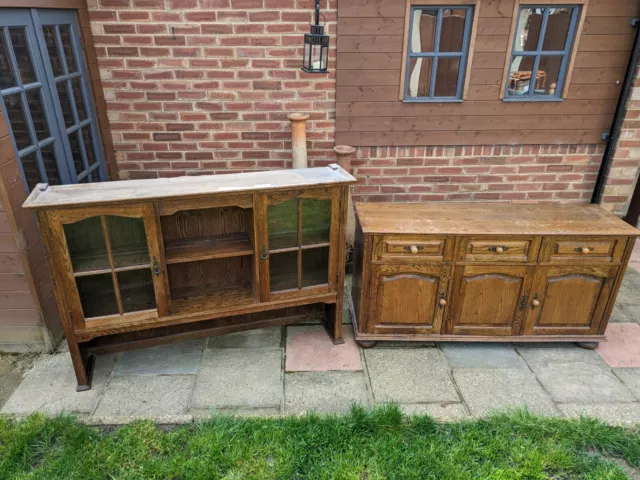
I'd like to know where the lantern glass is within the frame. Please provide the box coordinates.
[302,32,329,73]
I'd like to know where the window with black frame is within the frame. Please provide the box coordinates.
[402,6,474,102]
[505,5,580,100]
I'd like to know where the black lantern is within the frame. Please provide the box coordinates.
[302,0,329,73]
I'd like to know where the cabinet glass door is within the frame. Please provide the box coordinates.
[266,195,334,295]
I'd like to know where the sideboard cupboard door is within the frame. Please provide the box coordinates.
[446,265,535,336]
[257,188,340,301]
[366,264,451,335]
[48,203,169,330]
[522,265,618,336]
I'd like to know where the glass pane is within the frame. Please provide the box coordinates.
[25,89,51,141]
[90,167,100,182]
[506,56,535,96]
[81,127,96,167]
[302,247,329,288]
[8,28,36,85]
[514,8,543,51]
[19,151,41,191]
[411,9,437,53]
[4,94,32,150]
[533,56,563,96]
[270,251,298,292]
[79,175,88,183]
[268,199,298,250]
[439,9,467,53]
[41,26,64,77]
[76,273,119,318]
[72,78,86,121]
[118,269,156,313]
[434,57,461,97]
[68,130,85,175]
[406,57,432,98]
[0,31,16,90]
[301,198,330,246]
[40,144,62,186]
[58,25,77,73]
[106,216,150,268]
[56,81,75,127]
[543,8,573,51]
[63,217,110,273]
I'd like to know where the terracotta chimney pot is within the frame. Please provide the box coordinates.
[333,145,356,173]
[288,113,310,169]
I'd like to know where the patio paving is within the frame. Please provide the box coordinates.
[4,269,640,425]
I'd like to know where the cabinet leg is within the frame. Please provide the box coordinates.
[323,303,344,344]
[356,340,377,349]
[68,340,94,392]
[576,341,599,350]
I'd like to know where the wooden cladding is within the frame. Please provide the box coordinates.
[336,0,639,146]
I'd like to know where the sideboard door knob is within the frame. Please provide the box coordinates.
[532,299,540,307]
[496,246,504,253]
[410,245,419,254]
[439,298,447,306]
[581,247,590,254]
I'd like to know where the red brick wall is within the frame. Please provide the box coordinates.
[88,0,337,179]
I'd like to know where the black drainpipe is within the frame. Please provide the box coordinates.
[590,17,640,205]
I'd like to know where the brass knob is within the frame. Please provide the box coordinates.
[439,298,447,306]
[496,246,504,253]
[410,245,419,254]
[532,299,540,307]
[581,247,590,254]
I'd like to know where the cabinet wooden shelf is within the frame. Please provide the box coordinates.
[24,165,355,391]
[351,203,640,348]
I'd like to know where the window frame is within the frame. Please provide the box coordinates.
[500,0,588,102]
[399,0,479,103]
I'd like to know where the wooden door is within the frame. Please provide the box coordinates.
[446,265,534,336]
[366,264,450,335]
[256,187,340,301]
[46,203,169,330]
[522,265,618,335]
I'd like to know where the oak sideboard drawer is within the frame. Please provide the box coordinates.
[456,236,541,263]
[540,236,627,263]
[375,235,453,262]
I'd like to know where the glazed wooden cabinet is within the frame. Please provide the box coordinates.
[24,165,355,390]
[351,203,640,347]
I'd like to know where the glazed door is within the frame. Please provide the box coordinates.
[522,265,618,335]
[446,265,534,335]
[367,264,450,335]
[256,188,339,301]
[52,203,169,329]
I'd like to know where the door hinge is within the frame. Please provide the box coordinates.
[631,17,639,28]
[601,132,610,141]
[519,295,528,311]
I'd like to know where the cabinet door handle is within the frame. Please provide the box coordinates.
[581,247,590,254]
[532,299,540,307]
[410,245,419,254]
[439,297,447,307]
[260,245,268,260]
[488,246,509,252]
[574,246,592,254]
[152,257,160,276]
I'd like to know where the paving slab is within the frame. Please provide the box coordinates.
[440,343,527,369]
[207,327,282,349]
[0,355,27,410]
[615,268,640,307]
[114,339,204,376]
[365,349,459,403]
[558,403,640,426]
[1,353,116,416]
[92,375,194,420]
[453,368,558,416]
[597,323,640,368]
[191,348,283,410]
[400,403,468,420]
[609,304,639,324]
[284,371,371,414]
[286,325,361,372]
[518,346,635,403]
[613,368,640,399]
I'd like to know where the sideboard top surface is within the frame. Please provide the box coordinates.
[355,202,640,236]
[23,165,356,210]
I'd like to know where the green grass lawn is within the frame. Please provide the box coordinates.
[1,405,640,479]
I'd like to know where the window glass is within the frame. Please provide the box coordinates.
[411,9,437,53]
[439,9,468,53]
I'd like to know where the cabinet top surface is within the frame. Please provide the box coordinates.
[23,165,356,210]
[355,202,640,236]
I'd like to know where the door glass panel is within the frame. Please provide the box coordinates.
[68,130,84,175]
[5,94,32,150]
[19,151,41,191]
[268,199,298,250]
[41,26,64,77]
[8,28,36,85]
[72,78,86,121]
[40,144,61,185]
[302,247,329,288]
[63,216,109,272]
[118,269,156,313]
[76,273,119,318]
[58,25,76,73]
[106,216,150,268]
[56,81,74,126]
[0,32,16,90]
[301,198,330,246]
[25,88,51,140]
[270,251,298,292]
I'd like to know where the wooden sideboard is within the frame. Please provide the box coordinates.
[24,165,355,390]
[351,203,640,348]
